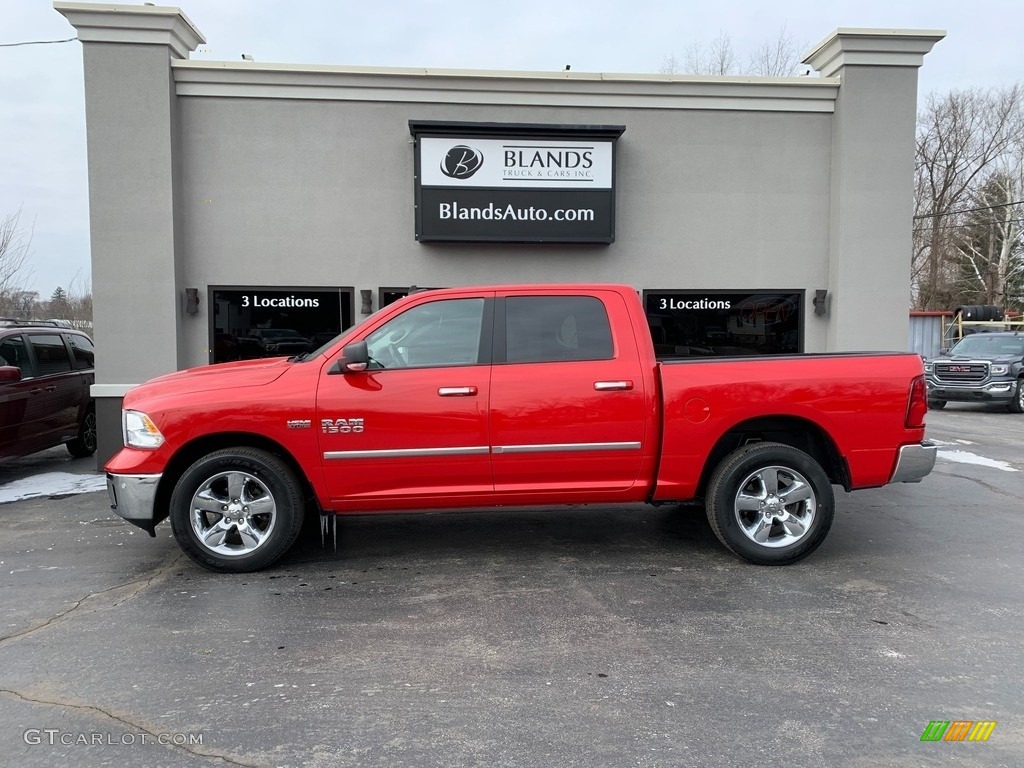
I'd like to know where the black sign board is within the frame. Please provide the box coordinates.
[410,121,624,244]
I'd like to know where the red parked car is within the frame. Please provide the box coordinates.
[106,284,934,572]
[0,322,96,460]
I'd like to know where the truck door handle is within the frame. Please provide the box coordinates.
[594,380,633,391]
[438,386,478,397]
[45,386,57,392]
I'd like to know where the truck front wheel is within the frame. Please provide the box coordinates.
[705,442,834,565]
[1009,379,1024,413]
[169,448,305,572]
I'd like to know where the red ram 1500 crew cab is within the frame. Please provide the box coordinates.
[106,284,935,572]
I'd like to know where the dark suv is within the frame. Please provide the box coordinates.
[246,328,310,357]
[924,331,1024,412]
[0,322,97,460]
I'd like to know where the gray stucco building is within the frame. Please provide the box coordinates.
[54,2,943,464]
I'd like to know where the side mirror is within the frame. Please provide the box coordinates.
[939,348,949,356]
[0,365,21,383]
[331,341,369,374]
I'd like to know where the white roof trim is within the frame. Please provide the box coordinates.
[55,1,206,59]
[91,384,137,398]
[172,61,840,113]
[803,28,945,79]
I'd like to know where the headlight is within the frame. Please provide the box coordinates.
[123,410,165,449]
[923,362,933,373]
[990,364,1009,375]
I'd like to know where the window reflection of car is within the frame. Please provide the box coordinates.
[0,324,97,460]
[705,326,728,342]
[214,332,240,361]
[247,328,311,357]
[309,331,341,349]
[779,330,798,353]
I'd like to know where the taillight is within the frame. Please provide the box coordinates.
[906,375,927,429]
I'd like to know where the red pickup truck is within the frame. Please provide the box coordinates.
[106,284,935,572]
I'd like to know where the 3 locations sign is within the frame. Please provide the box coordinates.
[643,291,803,356]
[410,121,625,244]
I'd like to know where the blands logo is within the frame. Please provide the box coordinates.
[441,145,483,179]
[419,137,613,189]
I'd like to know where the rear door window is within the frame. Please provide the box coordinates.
[27,334,74,377]
[67,334,96,370]
[504,296,614,363]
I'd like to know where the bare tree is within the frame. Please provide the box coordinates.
[659,54,681,75]
[39,273,93,332]
[952,171,1023,307]
[663,31,740,75]
[0,208,35,311]
[64,270,94,333]
[704,31,739,76]
[913,86,1023,309]
[747,24,805,77]
[661,27,805,77]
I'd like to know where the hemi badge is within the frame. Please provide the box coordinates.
[287,419,311,429]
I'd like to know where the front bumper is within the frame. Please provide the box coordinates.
[890,442,937,484]
[107,472,162,536]
[926,378,1014,403]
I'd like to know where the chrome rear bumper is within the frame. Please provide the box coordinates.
[890,442,937,484]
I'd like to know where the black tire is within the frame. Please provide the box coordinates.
[169,448,304,572]
[1009,380,1024,414]
[955,305,1003,321]
[705,442,835,565]
[66,407,97,458]
[928,399,946,410]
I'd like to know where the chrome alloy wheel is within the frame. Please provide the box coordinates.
[733,465,817,548]
[82,411,97,452]
[189,470,278,557]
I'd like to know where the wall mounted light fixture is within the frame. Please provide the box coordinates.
[185,288,200,315]
[360,289,373,315]
[813,289,829,316]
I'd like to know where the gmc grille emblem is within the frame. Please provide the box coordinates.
[947,365,970,372]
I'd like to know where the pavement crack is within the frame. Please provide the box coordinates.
[0,550,184,646]
[0,687,270,768]
[931,468,1024,502]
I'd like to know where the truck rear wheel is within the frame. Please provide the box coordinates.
[169,448,304,572]
[705,442,834,565]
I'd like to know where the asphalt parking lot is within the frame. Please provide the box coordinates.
[1,406,1022,768]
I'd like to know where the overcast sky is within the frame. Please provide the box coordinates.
[2,0,1021,300]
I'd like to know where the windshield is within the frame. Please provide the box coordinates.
[948,335,1024,357]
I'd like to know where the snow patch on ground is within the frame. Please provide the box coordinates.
[0,472,107,503]
[937,450,1018,473]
